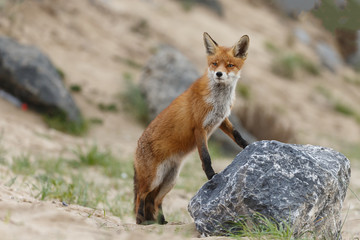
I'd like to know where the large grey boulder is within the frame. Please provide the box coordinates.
[0,37,81,122]
[188,140,351,238]
[139,45,255,152]
[139,45,199,120]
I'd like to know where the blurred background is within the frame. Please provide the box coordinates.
[0,0,359,239]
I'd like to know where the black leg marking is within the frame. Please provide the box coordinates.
[233,130,249,148]
[201,144,216,180]
[157,204,168,225]
[136,199,145,224]
[144,190,157,223]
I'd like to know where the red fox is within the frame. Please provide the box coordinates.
[134,32,250,224]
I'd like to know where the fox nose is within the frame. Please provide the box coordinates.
[216,72,223,78]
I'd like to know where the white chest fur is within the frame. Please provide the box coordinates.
[203,81,237,135]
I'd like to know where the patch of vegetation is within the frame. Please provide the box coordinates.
[130,18,150,37]
[113,55,143,69]
[264,41,320,79]
[237,82,251,100]
[106,193,133,218]
[314,85,360,123]
[264,41,280,54]
[0,145,134,219]
[0,137,6,165]
[11,154,35,175]
[229,212,294,239]
[334,102,357,116]
[72,145,112,167]
[34,174,107,208]
[342,142,360,161]
[89,117,103,125]
[208,139,228,159]
[98,103,118,112]
[344,75,360,86]
[176,159,205,193]
[312,0,360,33]
[120,72,149,125]
[71,145,133,179]
[56,67,65,81]
[179,0,196,12]
[69,84,82,93]
[334,102,360,123]
[271,53,320,79]
[315,85,333,100]
[43,112,88,136]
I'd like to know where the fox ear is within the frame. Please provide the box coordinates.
[233,35,249,59]
[203,32,218,55]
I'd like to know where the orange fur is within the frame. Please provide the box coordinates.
[134,32,250,224]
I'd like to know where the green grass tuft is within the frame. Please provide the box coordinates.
[237,83,251,100]
[228,212,294,239]
[314,85,360,124]
[265,41,320,79]
[344,75,360,86]
[36,157,67,176]
[69,84,82,93]
[71,145,133,179]
[106,193,133,218]
[89,117,103,125]
[44,113,88,136]
[315,85,333,100]
[272,53,320,79]
[334,102,357,116]
[120,73,149,124]
[56,67,65,80]
[98,103,118,112]
[264,41,280,54]
[34,174,107,208]
[11,155,35,175]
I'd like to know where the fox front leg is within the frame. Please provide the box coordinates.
[194,128,216,180]
[220,118,249,149]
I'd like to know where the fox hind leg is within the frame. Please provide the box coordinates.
[134,171,153,224]
[143,187,160,224]
[153,162,181,224]
[135,155,181,224]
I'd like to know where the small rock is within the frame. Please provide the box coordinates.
[294,27,311,45]
[188,140,350,238]
[316,42,343,72]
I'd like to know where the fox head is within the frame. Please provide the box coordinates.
[203,32,249,85]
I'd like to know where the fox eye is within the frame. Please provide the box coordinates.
[227,64,234,68]
[212,62,217,66]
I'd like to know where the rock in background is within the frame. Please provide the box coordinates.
[0,37,81,122]
[139,45,255,153]
[175,0,223,16]
[188,140,351,238]
[139,45,199,120]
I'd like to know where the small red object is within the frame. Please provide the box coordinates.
[21,103,28,111]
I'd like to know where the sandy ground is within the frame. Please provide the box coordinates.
[0,0,359,239]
